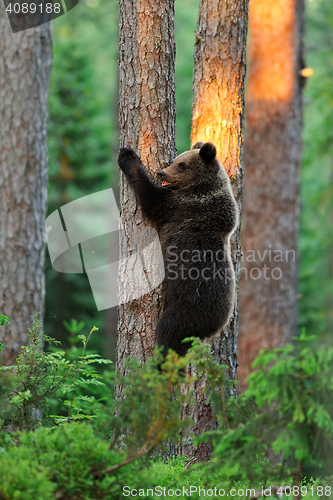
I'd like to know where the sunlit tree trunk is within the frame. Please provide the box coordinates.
[0,11,52,364]
[238,0,304,391]
[178,0,248,461]
[116,0,176,373]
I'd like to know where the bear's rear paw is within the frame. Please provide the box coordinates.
[118,147,140,176]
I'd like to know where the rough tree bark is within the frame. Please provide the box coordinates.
[237,0,304,392]
[116,0,176,373]
[178,0,249,461]
[0,10,52,364]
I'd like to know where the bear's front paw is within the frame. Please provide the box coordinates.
[118,147,140,176]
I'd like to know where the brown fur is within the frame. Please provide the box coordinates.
[118,142,238,357]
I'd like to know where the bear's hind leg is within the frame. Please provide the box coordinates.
[155,306,194,358]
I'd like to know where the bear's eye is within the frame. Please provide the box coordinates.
[178,162,186,171]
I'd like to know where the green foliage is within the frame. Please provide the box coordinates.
[0,320,191,499]
[175,0,199,153]
[1,323,333,498]
[0,314,72,431]
[0,314,113,431]
[111,349,189,458]
[0,428,251,500]
[0,424,111,500]
[249,330,333,478]
[193,330,333,486]
[48,29,113,203]
[299,0,333,336]
[0,315,9,327]
[45,0,118,347]
[0,316,8,353]
[63,318,85,338]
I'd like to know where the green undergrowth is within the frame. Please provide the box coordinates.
[0,315,333,499]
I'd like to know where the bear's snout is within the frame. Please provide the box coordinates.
[158,170,173,187]
[158,170,172,186]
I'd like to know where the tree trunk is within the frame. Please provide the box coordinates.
[0,12,52,365]
[237,0,304,392]
[178,0,248,461]
[116,0,176,373]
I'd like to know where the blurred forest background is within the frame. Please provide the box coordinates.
[45,0,333,358]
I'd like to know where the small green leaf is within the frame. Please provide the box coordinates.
[0,315,9,326]
[78,334,87,346]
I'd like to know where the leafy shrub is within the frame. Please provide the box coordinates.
[0,314,114,431]
[1,319,333,499]
[194,331,333,487]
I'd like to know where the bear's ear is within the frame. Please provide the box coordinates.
[191,141,204,150]
[199,142,217,163]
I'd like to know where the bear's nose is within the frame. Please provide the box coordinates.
[157,170,166,179]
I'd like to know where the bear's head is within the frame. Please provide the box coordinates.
[157,142,219,191]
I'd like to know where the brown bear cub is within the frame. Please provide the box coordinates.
[118,141,238,357]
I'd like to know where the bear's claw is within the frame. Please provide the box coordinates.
[118,147,140,175]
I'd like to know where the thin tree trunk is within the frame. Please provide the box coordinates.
[179,0,248,461]
[116,0,176,373]
[0,13,52,365]
[238,0,304,392]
